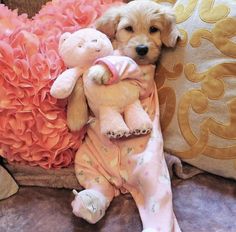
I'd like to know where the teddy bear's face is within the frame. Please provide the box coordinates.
[59,28,113,68]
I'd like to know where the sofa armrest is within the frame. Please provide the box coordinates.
[2,0,131,18]
[2,0,51,17]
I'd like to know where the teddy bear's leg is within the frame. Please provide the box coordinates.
[124,100,152,136]
[99,106,131,138]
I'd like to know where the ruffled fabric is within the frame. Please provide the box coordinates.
[0,4,29,38]
[0,0,123,169]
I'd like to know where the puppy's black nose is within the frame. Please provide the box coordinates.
[136,45,149,56]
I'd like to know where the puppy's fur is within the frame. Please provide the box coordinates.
[95,0,180,65]
[69,0,180,131]
[95,0,186,178]
[68,0,181,133]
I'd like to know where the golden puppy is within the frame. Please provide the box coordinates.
[94,0,188,179]
[95,0,180,65]
[68,0,180,133]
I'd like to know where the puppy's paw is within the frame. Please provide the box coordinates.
[132,125,152,136]
[87,65,111,85]
[106,129,131,139]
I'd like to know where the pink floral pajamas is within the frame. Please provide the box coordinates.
[74,62,181,232]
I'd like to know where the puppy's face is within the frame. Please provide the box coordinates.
[115,5,163,65]
[96,0,180,65]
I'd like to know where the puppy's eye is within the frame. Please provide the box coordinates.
[149,26,159,34]
[124,26,133,32]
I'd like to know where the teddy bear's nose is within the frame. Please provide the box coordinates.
[86,42,101,53]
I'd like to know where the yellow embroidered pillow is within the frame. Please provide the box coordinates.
[156,0,236,179]
[154,0,176,6]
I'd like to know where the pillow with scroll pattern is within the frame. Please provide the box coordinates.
[154,0,176,6]
[156,0,236,179]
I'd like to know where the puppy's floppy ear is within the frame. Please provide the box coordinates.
[158,7,180,47]
[95,7,122,39]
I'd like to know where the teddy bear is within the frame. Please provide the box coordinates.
[50,28,153,138]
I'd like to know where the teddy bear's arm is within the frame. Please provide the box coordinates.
[94,55,142,85]
[50,67,82,99]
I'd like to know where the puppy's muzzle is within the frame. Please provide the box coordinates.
[135,45,149,56]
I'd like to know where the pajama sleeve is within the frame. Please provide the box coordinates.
[94,55,142,85]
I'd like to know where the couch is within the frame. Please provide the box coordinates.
[0,1,235,232]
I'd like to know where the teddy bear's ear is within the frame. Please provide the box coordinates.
[59,32,71,47]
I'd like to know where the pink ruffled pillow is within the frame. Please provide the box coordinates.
[0,0,123,169]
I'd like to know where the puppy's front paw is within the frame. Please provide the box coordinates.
[87,65,111,85]
[106,129,131,139]
[132,124,153,136]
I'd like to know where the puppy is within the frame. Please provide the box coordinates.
[71,1,182,231]
[96,0,180,65]
[94,0,182,176]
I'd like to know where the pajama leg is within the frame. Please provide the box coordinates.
[127,155,181,232]
[72,151,117,224]
[72,121,121,224]
[122,106,181,232]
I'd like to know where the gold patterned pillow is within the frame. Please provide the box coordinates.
[155,0,176,6]
[156,0,236,179]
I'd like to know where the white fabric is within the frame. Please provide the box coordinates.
[71,189,109,224]
[142,228,157,232]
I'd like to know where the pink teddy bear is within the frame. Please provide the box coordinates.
[50,28,152,138]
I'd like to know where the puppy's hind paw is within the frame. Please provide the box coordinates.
[141,128,152,134]
[132,127,152,136]
[106,130,131,139]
